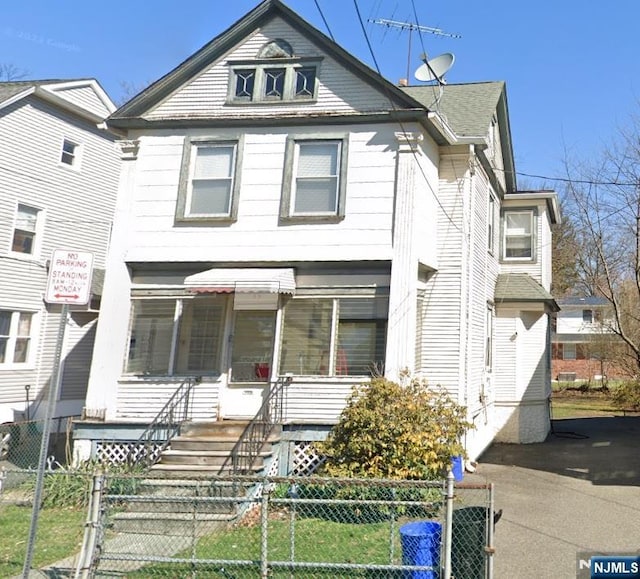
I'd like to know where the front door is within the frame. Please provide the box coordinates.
[222,310,277,419]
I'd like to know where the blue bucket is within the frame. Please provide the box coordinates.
[451,455,464,482]
[399,520,442,578]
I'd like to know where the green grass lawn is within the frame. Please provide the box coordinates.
[550,384,624,419]
[0,504,85,577]
[130,516,407,578]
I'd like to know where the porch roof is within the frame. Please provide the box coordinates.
[184,267,296,294]
[495,273,560,312]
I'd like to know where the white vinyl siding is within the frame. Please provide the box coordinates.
[127,127,397,263]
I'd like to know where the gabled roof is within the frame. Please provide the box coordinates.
[495,273,560,312]
[109,0,430,127]
[0,78,115,122]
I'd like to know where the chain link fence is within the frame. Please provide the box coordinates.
[1,424,495,578]
[73,473,491,578]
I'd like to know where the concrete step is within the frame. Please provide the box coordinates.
[110,510,234,535]
[149,463,264,476]
[159,449,272,467]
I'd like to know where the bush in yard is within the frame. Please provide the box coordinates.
[611,379,640,412]
[317,375,473,480]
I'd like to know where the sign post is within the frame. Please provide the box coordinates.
[22,249,94,578]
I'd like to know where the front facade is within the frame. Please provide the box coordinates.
[0,80,120,423]
[78,0,558,465]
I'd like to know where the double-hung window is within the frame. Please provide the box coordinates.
[126,296,226,375]
[281,136,348,221]
[503,209,535,260]
[60,139,81,168]
[0,310,34,365]
[279,296,387,376]
[11,204,41,256]
[176,138,242,223]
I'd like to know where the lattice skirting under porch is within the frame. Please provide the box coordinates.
[95,441,162,465]
[290,441,326,476]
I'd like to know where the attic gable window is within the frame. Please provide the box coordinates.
[228,39,320,104]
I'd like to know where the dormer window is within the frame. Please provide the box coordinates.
[228,39,320,104]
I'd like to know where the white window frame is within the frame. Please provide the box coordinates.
[0,309,37,368]
[10,203,44,259]
[60,138,82,170]
[503,208,536,261]
[176,137,243,223]
[280,135,349,222]
[227,58,321,104]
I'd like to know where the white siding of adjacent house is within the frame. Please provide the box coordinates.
[147,17,394,120]
[0,96,119,420]
[124,123,401,264]
[51,85,112,119]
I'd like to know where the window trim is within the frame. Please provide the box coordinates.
[176,136,243,224]
[502,207,537,262]
[0,309,37,368]
[9,202,44,259]
[226,57,322,104]
[279,134,349,223]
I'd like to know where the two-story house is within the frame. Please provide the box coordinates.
[76,0,559,469]
[0,79,120,424]
[552,296,622,382]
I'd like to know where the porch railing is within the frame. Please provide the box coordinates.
[225,374,292,475]
[127,376,201,467]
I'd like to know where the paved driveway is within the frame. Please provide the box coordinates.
[465,416,640,578]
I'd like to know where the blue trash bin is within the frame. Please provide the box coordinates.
[399,520,442,578]
[451,455,464,482]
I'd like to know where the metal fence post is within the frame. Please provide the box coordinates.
[487,482,495,579]
[75,470,105,579]
[443,469,455,579]
[261,482,269,578]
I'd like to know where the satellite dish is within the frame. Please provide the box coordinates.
[414,52,455,83]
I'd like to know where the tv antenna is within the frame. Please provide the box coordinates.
[369,18,461,84]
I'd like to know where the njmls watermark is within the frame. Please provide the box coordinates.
[3,27,80,52]
[577,552,640,578]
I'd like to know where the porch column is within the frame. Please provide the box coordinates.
[84,139,140,420]
[385,131,422,382]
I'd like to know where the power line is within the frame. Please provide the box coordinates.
[352,0,464,234]
[313,0,335,42]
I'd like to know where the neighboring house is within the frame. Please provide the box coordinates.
[552,296,622,381]
[77,0,559,467]
[0,79,120,424]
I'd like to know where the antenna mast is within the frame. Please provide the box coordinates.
[368,18,461,82]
